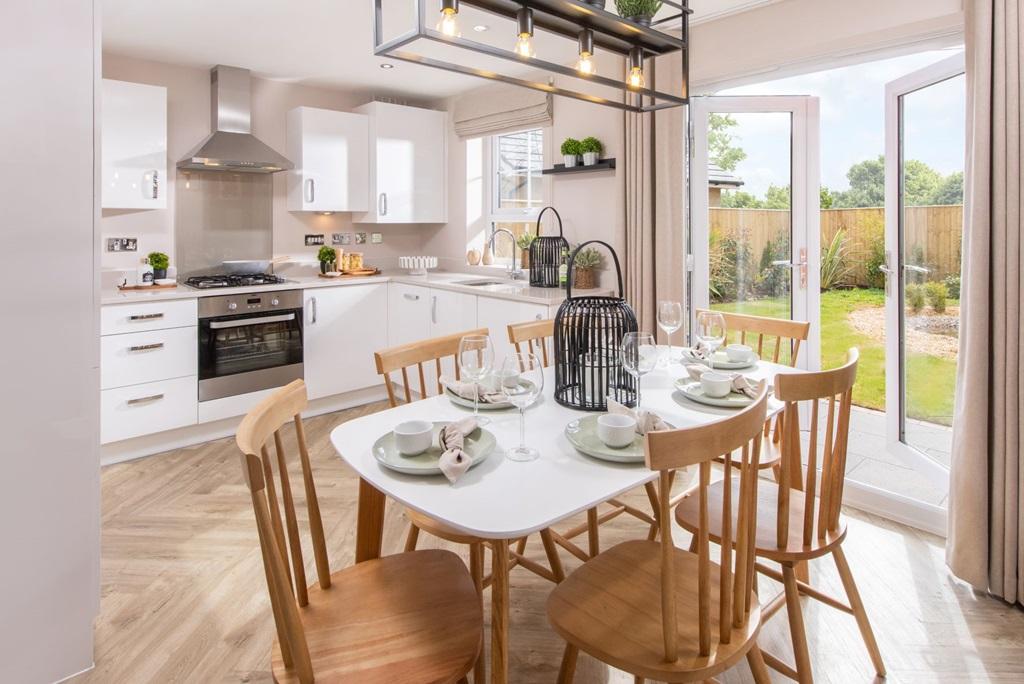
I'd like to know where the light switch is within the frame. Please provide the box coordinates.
[371,232,383,244]
[305,234,325,246]
[355,232,367,245]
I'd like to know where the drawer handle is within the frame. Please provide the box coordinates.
[126,393,164,406]
[403,293,420,301]
[128,342,165,352]
[129,313,164,321]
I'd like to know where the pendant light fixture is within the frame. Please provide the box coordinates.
[576,28,596,75]
[513,6,536,58]
[436,0,461,37]
[627,46,645,89]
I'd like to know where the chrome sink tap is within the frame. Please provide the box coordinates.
[488,228,525,281]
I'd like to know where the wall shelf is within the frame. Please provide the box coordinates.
[542,158,616,175]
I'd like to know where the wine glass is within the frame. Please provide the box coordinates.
[501,352,544,462]
[657,300,684,365]
[458,334,494,425]
[621,332,658,409]
[695,311,726,369]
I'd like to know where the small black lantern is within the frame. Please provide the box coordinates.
[529,206,570,288]
[554,240,638,410]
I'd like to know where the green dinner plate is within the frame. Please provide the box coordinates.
[565,414,670,464]
[674,380,756,408]
[444,378,535,411]
[372,422,496,475]
[679,347,759,370]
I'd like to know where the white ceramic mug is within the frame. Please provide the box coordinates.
[725,343,754,364]
[700,371,733,398]
[394,420,433,456]
[597,414,637,448]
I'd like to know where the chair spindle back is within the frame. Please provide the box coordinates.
[374,328,489,407]
[645,384,769,662]
[507,318,555,367]
[697,309,810,367]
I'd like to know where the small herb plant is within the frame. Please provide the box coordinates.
[516,233,536,250]
[147,252,169,271]
[573,247,604,270]
[560,138,583,156]
[317,246,337,264]
[580,137,603,155]
[615,0,662,20]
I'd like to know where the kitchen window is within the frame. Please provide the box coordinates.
[488,128,545,263]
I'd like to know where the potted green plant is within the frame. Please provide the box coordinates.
[560,138,583,167]
[147,251,170,280]
[615,0,662,25]
[516,233,536,269]
[573,246,604,289]
[580,136,603,166]
[317,246,337,274]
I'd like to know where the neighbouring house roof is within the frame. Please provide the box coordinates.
[708,162,744,188]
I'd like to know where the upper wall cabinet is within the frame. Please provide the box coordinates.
[286,107,369,213]
[101,79,167,210]
[355,102,447,224]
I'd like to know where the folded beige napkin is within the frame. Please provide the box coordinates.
[687,342,711,361]
[438,417,478,484]
[440,375,507,404]
[606,398,671,435]
[684,364,758,398]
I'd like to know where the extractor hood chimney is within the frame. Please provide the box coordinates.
[177,65,293,173]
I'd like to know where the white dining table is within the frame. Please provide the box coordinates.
[330,351,799,684]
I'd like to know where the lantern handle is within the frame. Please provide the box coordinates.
[534,206,564,238]
[565,240,623,300]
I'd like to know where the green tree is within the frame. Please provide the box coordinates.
[708,113,747,172]
[903,159,942,207]
[820,186,836,209]
[833,155,956,208]
[763,184,791,209]
[929,171,963,205]
[719,190,763,209]
[834,156,885,208]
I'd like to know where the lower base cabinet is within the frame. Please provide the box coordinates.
[304,283,389,400]
[101,376,198,444]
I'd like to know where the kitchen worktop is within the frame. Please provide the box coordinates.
[100,271,612,306]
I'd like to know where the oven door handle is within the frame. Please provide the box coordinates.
[208,313,296,329]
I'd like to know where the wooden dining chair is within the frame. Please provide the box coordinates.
[547,384,772,684]
[675,349,885,683]
[507,318,660,562]
[236,379,482,684]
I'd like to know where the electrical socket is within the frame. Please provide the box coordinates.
[354,232,367,245]
[331,233,344,245]
[305,234,325,246]
[371,232,383,244]
[339,233,352,245]
[106,237,138,252]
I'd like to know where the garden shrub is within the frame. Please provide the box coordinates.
[864,224,886,289]
[924,281,948,314]
[943,273,961,299]
[905,283,926,314]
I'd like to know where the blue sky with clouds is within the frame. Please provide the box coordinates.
[717,49,966,198]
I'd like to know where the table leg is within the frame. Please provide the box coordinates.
[490,538,510,684]
[355,478,386,564]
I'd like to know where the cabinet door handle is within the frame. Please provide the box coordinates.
[150,169,159,199]
[379,192,388,216]
[310,296,317,324]
[305,178,315,204]
[128,342,164,352]
[129,312,164,321]
[126,393,164,406]
[403,293,420,301]
[431,295,437,325]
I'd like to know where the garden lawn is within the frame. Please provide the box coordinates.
[712,289,957,424]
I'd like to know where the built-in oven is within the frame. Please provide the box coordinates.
[198,289,304,402]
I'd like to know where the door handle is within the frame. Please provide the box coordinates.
[129,312,164,321]
[431,295,437,325]
[403,293,420,301]
[150,169,159,199]
[126,393,164,406]
[128,342,165,352]
[305,178,315,204]
[310,297,317,324]
[379,192,388,216]
[904,264,930,274]
[771,248,808,289]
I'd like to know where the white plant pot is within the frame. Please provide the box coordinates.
[583,152,600,166]
[563,154,579,168]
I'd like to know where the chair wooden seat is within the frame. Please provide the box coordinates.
[272,549,482,684]
[547,540,762,683]
[406,508,488,546]
[675,479,847,562]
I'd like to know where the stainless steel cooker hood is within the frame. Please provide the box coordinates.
[177,65,292,173]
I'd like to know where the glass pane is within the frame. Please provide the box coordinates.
[496,129,543,211]
[707,112,793,354]
[899,74,965,465]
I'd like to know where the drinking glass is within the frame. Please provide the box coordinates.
[501,352,544,462]
[695,311,727,369]
[621,332,658,409]
[458,334,494,425]
[657,300,684,364]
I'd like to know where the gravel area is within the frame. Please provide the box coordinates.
[848,305,960,360]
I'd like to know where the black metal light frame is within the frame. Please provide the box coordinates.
[372,0,691,113]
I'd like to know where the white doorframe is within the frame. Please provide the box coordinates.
[883,53,964,490]
[689,96,821,371]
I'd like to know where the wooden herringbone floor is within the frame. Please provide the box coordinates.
[77,402,1024,683]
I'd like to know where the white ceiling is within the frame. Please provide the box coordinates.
[102,0,781,99]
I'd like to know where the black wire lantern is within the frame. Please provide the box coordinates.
[529,206,570,288]
[554,240,638,410]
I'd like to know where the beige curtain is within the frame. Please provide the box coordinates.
[452,82,552,138]
[946,0,1023,605]
[624,105,654,331]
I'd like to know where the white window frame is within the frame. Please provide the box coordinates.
[484,128,549,264]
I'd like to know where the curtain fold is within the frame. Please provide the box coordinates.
[946,0,1023,605]
[623,105,654,332]
[452,83,552,138]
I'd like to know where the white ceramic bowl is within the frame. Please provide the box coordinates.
[597,414,637,448]
[394,420,433,456]
[155,278,176,286]
[725,343,754,363]
[700,371,733,398]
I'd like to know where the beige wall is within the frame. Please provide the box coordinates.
[101,54,434,277]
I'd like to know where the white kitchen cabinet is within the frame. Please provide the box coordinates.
[476,297,551,366]
[304,284,388,400]
[355,102,447,224]
[429,288,477,337]
[102,79,167,209]
[388,283,431,347]
[100,326,197,390]
[286,107,369,213]
[101,376,197,444]
[101,298,197,335]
